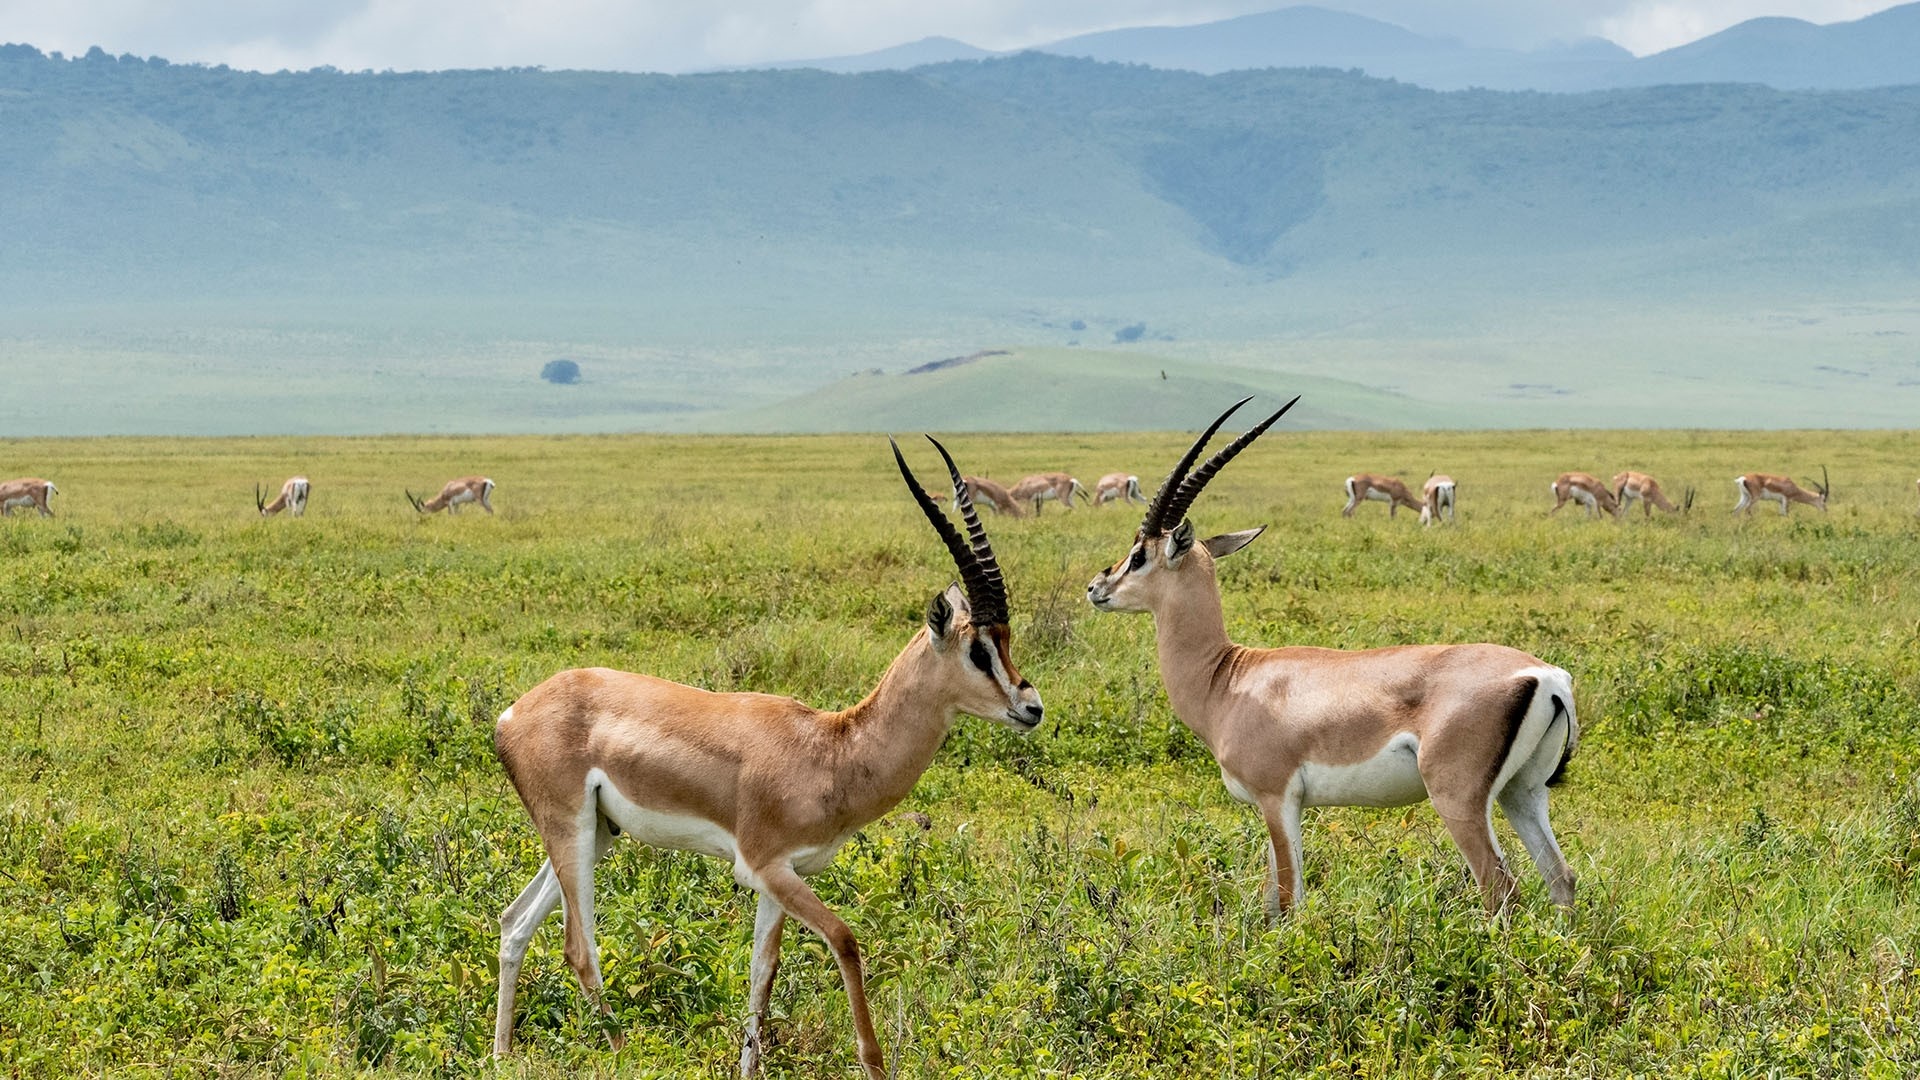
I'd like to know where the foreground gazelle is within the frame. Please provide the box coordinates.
[407,476,494,515]
[0,477,57,517]
[1010,472,1090,514]
[256,476,311,517]
[1087,398,1578,916]
[1611,471,1689,519]
[1420,474,1456,526]
[1732,468,1828,516]
[1548,472,1620,519]
[1095,472,1148,507]
[491,437,1043,1079]
[1342,473,1423,518]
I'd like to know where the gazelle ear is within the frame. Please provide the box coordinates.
[926,583,969,645]
[1164,519,1196,565]
[1202,526,1265,560]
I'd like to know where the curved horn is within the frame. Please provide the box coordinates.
[1153,395,1301,531]
[255,483,265,513]
[1141,396,1252,536]
[405,489,423,513]
[923,435,1008,626]
[890,438,1007,627]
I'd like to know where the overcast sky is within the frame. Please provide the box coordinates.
[0,0,1905,73]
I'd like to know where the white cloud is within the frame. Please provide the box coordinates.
[0,0,1906,71]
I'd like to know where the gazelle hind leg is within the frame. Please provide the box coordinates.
[740,892,787,1076]
[1496,784,1575,907]
[494,860,564,1055]
[551,815,621,1045]
[1438,803,1516,914]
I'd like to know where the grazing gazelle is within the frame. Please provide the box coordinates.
[1420,474,1456,526]
[256,477,311,517]
[0,477,57,517]
[1095,472,1148,507]
[490,437,1043,1079]
[959,475,1025,517]
[1342,473,1424,518]
[1010,472,1090,514]
[1611,471,1690,518]
[407,476,495,515]
[1087,398,1578,917]
[1548,473,1620,519]
[1732,468,1828,516]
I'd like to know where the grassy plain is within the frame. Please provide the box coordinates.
[2,427,1919,1077]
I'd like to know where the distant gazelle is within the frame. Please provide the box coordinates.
[1087,398,1578,916]
[1094,472,1148,507]
[1732,468,1828,516]
[958,475,1024,517]
[0,478,57,517]
[1010,472,1089,514]
[407,476,495,515]
[1342,473,1423,518]
[490,437,1042,1079]
[256,477,311,517]
[1420,474,1456,526]
[1611,471,1689,518]
[1548,473,1620,519]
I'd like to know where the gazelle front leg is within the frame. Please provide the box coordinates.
[740,891,787,1076]
[754,864,884,1080]
[1257,787,1305,922]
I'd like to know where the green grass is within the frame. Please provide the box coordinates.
[2,427,1919,1077]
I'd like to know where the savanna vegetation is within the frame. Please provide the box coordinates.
[2,426,1918,1077]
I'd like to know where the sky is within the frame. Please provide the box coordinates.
[0,0,1906,73]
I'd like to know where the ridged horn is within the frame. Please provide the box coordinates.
[1148,396,1301,533]
[1141,396,1252,536]
[891,437,1007,627]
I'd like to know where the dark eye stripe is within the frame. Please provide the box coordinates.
[969,639,994,673]
[1128,547,1147,571]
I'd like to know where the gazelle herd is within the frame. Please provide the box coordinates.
[1,402,1905,1077]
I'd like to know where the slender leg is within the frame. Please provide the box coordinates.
[1258,792,1304,921]
[495,861,565,1055]
[754,864,885,1080]
[550,817,622,1046]
[740,891,787,1076]
[1496,786,1575,908]
[1437,803,1516,914]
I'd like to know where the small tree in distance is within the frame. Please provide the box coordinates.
[540,359,581,385]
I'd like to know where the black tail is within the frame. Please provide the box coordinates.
[1545,694,1575,787]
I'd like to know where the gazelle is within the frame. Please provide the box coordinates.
[1087,398,1578,917]
[407,476,494,515]
[959,475,1024,517]
[1420,474,1456,526]
[1732,468,1828,516]
[1342,473,1423,518]
[491,437,1042,1079]
[1010,472,1090,514]
[1548,473,1619,519]
[1611,471,1690,518]
[256,476,311,517]
[0,478,57,517]
[1095,472,1148,507]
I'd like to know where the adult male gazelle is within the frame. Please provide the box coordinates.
[0,478,57,517]
[1342,473,1423,518]
[491,438,1042,1079]
[1611,471,1689,518]
[1548,472,1620,519]
[1010,472,1089,514]
[407,476,494,515]
[256,476,310,517]
[1087,398,1578,916]
[1095,472,1148,507]
[959,475,1024,517]
[1732,468,1828,516]
[1420,474,1456,526]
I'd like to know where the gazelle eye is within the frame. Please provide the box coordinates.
[1128,547,1147,571]
[968,639,994,673]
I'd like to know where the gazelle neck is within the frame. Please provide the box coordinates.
[1149,562,1236,746]
[827,631,962,816]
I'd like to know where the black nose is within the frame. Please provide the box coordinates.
[1023,703,1044,722]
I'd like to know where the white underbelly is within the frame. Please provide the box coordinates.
[3,495,35,509]
[1297,733,1427,808]
[1363,489,1393,502]
[588,768,739,862]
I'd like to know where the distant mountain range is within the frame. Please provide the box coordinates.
[770,3,1920,91]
